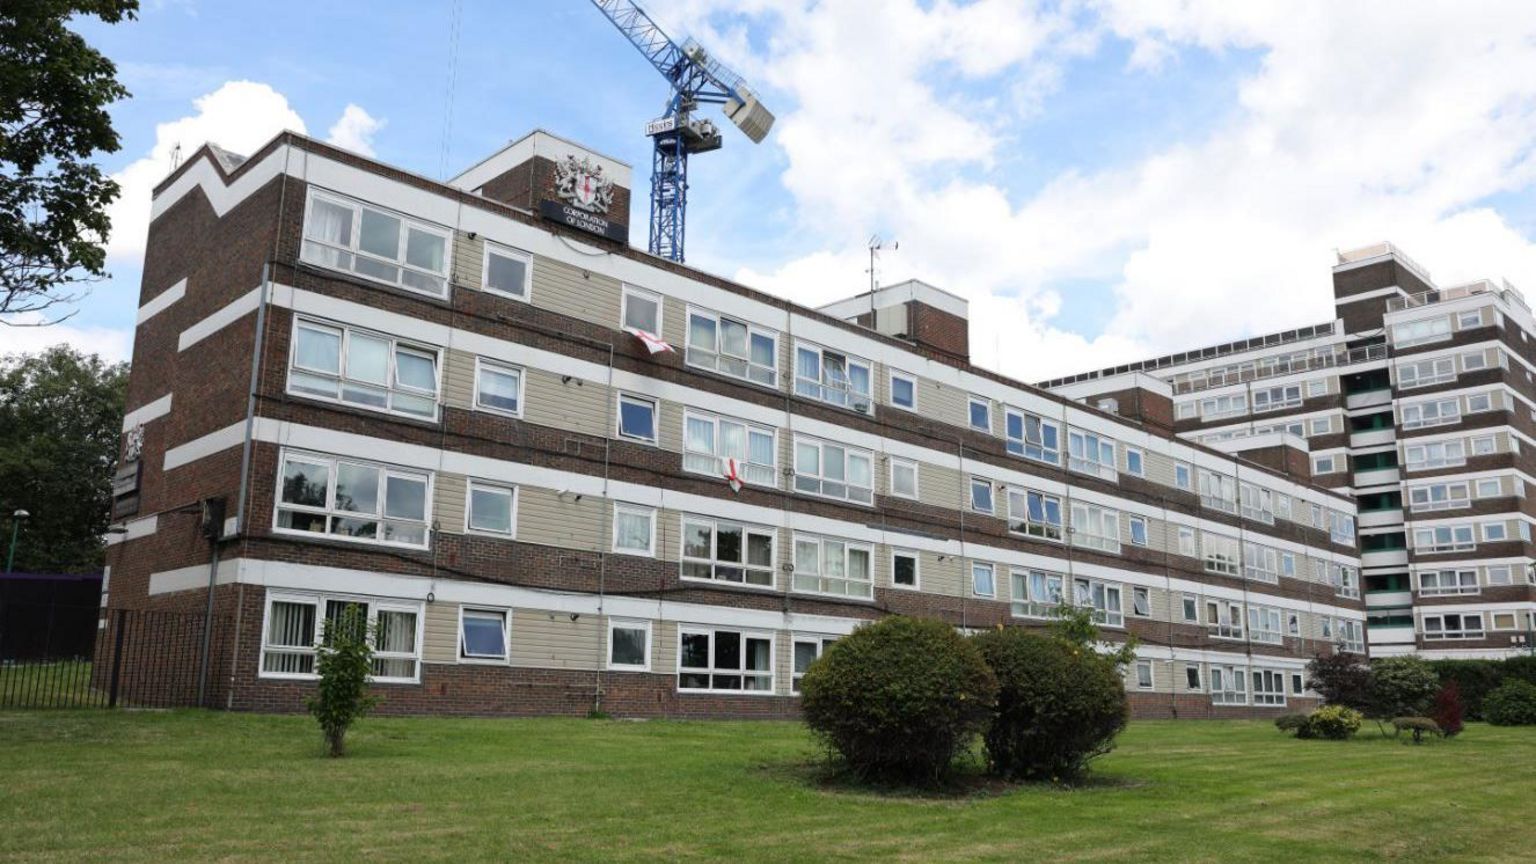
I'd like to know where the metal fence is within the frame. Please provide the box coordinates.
[0,602,231,710]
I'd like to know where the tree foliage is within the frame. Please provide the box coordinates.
[1368,656,1440,720]
[973,627,1128,782]
[1484,680,1536,727]
[1305,651,1372,712]
[306,603,379,757]
[0,345,127,572]
[1296,705,1362,740]
[799,616,997,784]
[1,0,137,321]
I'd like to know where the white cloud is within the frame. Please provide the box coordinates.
[326,104,385,157]
[662,1,1536,382]
[106,81,307,257]
[1,313,133,364]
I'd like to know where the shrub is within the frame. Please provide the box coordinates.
[306,603,379,757]
[1274,713,1309,735]
[1484,680,1536,726]
[1306,652,1371,712]
[1431,681,1465,738]
[800,616,997,783]
[1299,705,1363,740]
[1428,659,1503,719]
[1368,656,1439,720]
[1391,717,1442,744]
[972,628,1128,782]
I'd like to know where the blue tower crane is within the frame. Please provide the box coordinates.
[589,0,775,263]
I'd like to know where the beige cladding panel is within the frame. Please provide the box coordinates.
[916,378,965,428]
[511,608,601,670]
[918,462,962,510]
[452,232,484,289]
[442,349,477,410]
[531,256,622,328]
[658,401,684,453]
[433,474,467,535]
[422,601,460,664]
[518,486,603,551]
[523,369,610,437]
[662,296,687,351]
[917,549,961,596]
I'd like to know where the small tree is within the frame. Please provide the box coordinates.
[1306,651,1371,712]
[306,603,379,757]
[1369,656,1440,723]
[1431,681,1465,738]
[1049,604,1138,668]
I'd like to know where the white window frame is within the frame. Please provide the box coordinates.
[682,409,777,488]
[300,188,452,298]
[792,534,874,599]
[1401,398,1460,429]
[1422,613,1485,641]
[677,627,775,694]
[1210,664,1248,705]
[1174,462,1193,490]
[1252,669,1287,706]
[1131,586,1151,617]
[971,561,996,598]
[1067,429,1117,480]
[1069,501,1120,553]
[259,591,424,684]
[794,341,873,413]
[1125,447,1144,477]
[888,457,919,500]
[1404,440,1466,471]
[472,357,524,418]
[970,477,995,514]
[1391,316,1452,348]
[679,514,776,588]
[1247,606,1284,644]
[1128,516,1149,547]
[1418,569,1479,597]
[1202,532,1240,577]
[791,635,839,694]
[273,450,433,550]
[1010,568,1065,619]
[481,240,533,301]
[620,283,663,335]
[890,549,921,590]
[465,480,517,537]
[793,436,874,505]
[684,305,779,388]
[1135,660,1154,690]
[1072,576,1124,627]
[1397,356,1456,389]
[607,618,653,672]
[612,504,657,557]
[1251,384,1302,414]
[1413,524,1475,553]
[616,392,658,444]
[459,606,510,664]
[888,370,918,411]
[287,317,442,421]
[1005,408,1060,465]
[1407,481,1470,512]
[1009,488,1064,542]
[968,396,992,432]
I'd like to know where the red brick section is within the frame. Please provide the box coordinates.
[476,154,633,244]
[906,301,970,363]
[1237,443,1314,484]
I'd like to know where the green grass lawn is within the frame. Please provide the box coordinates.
[1,711,1531,862]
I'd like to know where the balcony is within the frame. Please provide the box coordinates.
[1350,428,1396,448]
[1365,590,1412,608]
[1346,389,1392,410]
[1354,467,1400,488]
[1367,624,1418,646]
[1386,278,1529,314]
[1362,548,1409,568]
[1167,343,1388,395]
[1358,508,1404,530]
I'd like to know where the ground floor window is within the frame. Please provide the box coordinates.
[1210,665,1247,705]
[678,628,773,693]
[1134,660,1153,689]
[792,635,838,693]
[607,619,652,671]
[459,607,508,662]
[260,592,422,683]
[1251,669,1286,706]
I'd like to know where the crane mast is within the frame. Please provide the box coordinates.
[589,0,774,263]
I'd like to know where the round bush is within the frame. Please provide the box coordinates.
[800,616,997,783]
[1274,713,1309,735]
[1369,656,1439,719]
[971,628,1128,782]
[1299,705,1362,740]
[1484,679,1536,726]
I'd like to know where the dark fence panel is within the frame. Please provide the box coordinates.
[0,603,230,710]
[0,574,103,661]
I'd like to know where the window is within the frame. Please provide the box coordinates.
[261,593,421,682]
[301,190,449,297]
[621,284,661,335]
[889,457,919,499]
[685,307,777,386]
[683,410,776,487]
[968,397,992,432]
[1199,470,1238,514]
[679,628,773,692]
[1287,612,1300,636]
[794,437,874,504]
[1336,565,1360,599]
[473,359,523,417]
[1135,661,1153,689]
[1132,586,1150,617]
[1391,316,1451,347]
[608,619,652,671]
[1210,665,1248,705]
[889,371,917,410]
[795,343,872,412]
[792,636,837,693]
[275,451,430,548]
[1414,524,1475,553]
[1330,511,1355,546]
[1176,401,1198,420]
[1308,417,1330,436]
[1313,455,1337,475]
[1404,440,1465,471]
[288,319,440,419]
[1408,482,1470,512]
[1073,577,1124,627]
[891,550,919,589]
[460,608,508,663]
[1276,495,1292,520]
[1067,430,1117,479]
[1252,669,1286,706]
[1493,612,1519,631]
[1422,613,1485,641]
[1307,379,1328,397]
[612,504,656,556]
[1125,448,1144,477]
[1240,483,1274,524]
[1128,516,1149,547]
[1252,384,1301,413]
[1243,542,1280,584]
[1206,599,1244,639]
[616,393,657,444]
[1401,398,1459,429]
[1419,569,1478,596]
[1181,595,1198,622]
[1175,462,1192,490]
[1202,533,1240,576]
[1487,565,1514,586]
[1069,502,1120,553]
[1200,393,1248,419]
[1247,606,1284,644]
[1482,522,1509,542]
[1457,309,1483,328]
[1397,357,1455,389]
[1011,569,1065,618]
[1006,408,1059,464]
[970,477,995,514]
[793,535,873,598]
[1461,351,1489,371]
[681,516,775,587]
[482,242,531,300]
[1470,435,1496,456]
[1475,478,1501,499]
[1185,665,1202,690]
[970,562,997,597]
[1177,526,1197,557]
[1466,392,1496,414]
[466,481,516,536]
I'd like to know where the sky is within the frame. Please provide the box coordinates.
[11,0,1536,383]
